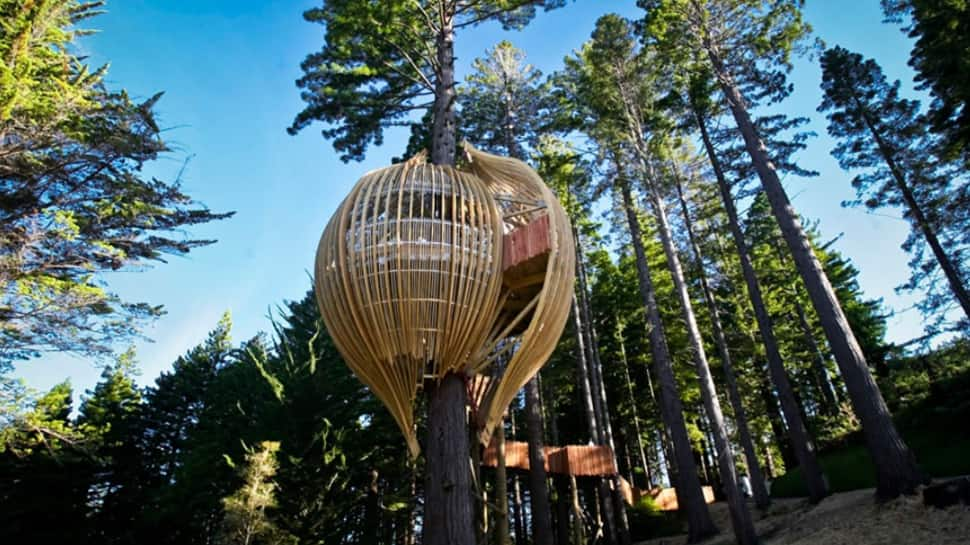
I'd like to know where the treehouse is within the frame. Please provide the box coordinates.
[314,145,575,455]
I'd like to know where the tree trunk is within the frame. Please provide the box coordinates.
[366,469,381,545]
[673,175,772,509]
[571,295,617,545]
[793,298,840,413]
[510,412,526,545]
[692,101,829,503]
[618,332,653,487]
[763,437,776,479]
[759,374,795,470]
[495,424,511,545]
[576,238,631,545]
[424,374,476,545]
[618,178,718,542]
[570,475,585,545]
[431,22,457,166]
[525,378,554,545]
[405,461,417,545]
[861,110,970,321]
[707,48,926,499]
[638,165,757,545]
[423,12,475,545]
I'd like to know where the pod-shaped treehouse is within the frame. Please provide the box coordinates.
[315,145,574,455]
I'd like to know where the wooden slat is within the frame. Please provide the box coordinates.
[502,214,550,271]
[481,440,618,477]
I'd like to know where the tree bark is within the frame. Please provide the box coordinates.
[510,412,526,545]
[404,461,417,545]
[495,424,511,545]
[525,378,554,545]
[570,475,585,545]
[692,101,829,503]
[706,46,926,499]
[366,469,381,545]
[672,175,771,509]
[618,178,718,543]
[638,164,757,545]
[424,373,476,545]
[759,373,795,470]
[763,437,776,479]
[431,20,457,166]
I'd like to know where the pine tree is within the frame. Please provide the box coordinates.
[882,0,970,162]
[670,167,772,509]
[78,348,146,543]
[642,0,926,499]
[460,40,550,157]
[217,441,294,545]
[0,0,232,364]
[684,74,829,502]
[558,16,721,541]
[0,381,94,543]
[819,46,969,333]
[569,14,759,543]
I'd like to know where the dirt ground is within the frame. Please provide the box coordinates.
[635,486,970,545]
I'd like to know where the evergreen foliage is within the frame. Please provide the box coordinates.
[882,0,970,162]
[819,46,969,335]
[3,2,970,544]
[288,0,565,162]
[0,0,232,364]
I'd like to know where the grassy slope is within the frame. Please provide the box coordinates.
[771,427,970,497]
[772,356,970,497]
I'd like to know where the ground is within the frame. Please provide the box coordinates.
[634,486,970,545]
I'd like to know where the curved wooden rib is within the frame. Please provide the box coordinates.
[464,145,576,447]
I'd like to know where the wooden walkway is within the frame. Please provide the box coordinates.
[481,440,715,510]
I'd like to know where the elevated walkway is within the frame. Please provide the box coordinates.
[481,439,715,510]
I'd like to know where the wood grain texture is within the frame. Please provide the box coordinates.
[315,145,575,455]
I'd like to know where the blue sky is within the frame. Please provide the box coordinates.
[13,1,932,399]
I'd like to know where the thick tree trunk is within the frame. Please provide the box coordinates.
[638,167,757,545]
[618,178,718,542]
[693,102,829,503]
[673,176,772,509]
[495,424,511,545]
[423,15,475,544]
[424,373,476,545]
[707,49,926,498]
[862,111,970,321]
[431,22,457,166]
[525,378,555,545]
